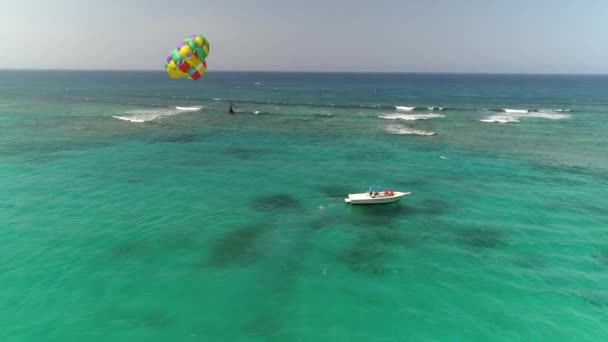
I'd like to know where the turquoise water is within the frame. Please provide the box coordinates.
[1,71,607,341]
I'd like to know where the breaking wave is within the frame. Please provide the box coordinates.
[491,108,572,114]
[502,108,529,114]
[395,106,416,112]
[379,113,445,121]
[385,124,436,136]
[523,112,571,120]
[481,109,571,124]
[396,106,445,112]
[480,115,520,123]
[176,106,203,111]
[112,108,185,123]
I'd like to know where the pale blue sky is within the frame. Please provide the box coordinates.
[1,0,606,73]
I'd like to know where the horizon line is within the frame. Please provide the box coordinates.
[1,68,607,76]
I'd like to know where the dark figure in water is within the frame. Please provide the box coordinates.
[228,104,236,113]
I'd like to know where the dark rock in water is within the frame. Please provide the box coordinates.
[457,229,508,249]
[250,194,301,212]
[205,224,268,267]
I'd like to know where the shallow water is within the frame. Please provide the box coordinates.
[1,71,608,341]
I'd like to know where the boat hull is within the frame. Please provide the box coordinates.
[344,191,411,205]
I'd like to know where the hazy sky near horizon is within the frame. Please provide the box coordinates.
[1,0,606,73]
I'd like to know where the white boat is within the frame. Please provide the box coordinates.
[344,189,411,205]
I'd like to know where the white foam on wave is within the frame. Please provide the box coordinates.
[379,113,445,121]
[112,108,184,123]
[503,108,529,114]
[176,106,203,111]
[254,110,261,114]
[428,106,444,110]
[395,106,415,111]
[112,116,151,123]
[385,124,436,136]
[523,112,571,120]
[480,115,520,123]
[482,109,571,124]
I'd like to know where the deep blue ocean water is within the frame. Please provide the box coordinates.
[1,71,607,341]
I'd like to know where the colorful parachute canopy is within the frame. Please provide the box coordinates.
[164,35,210,80]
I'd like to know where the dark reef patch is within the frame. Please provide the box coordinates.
[336,224,418,276]
[348,203,415,226]
[205,224,269,267]
[338,237,388,273]
[240,311,286,340]
[457,228,508,249]
[250,194,301,213]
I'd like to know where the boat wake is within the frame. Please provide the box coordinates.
[379,113,445,121]
[385,124,436,136]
